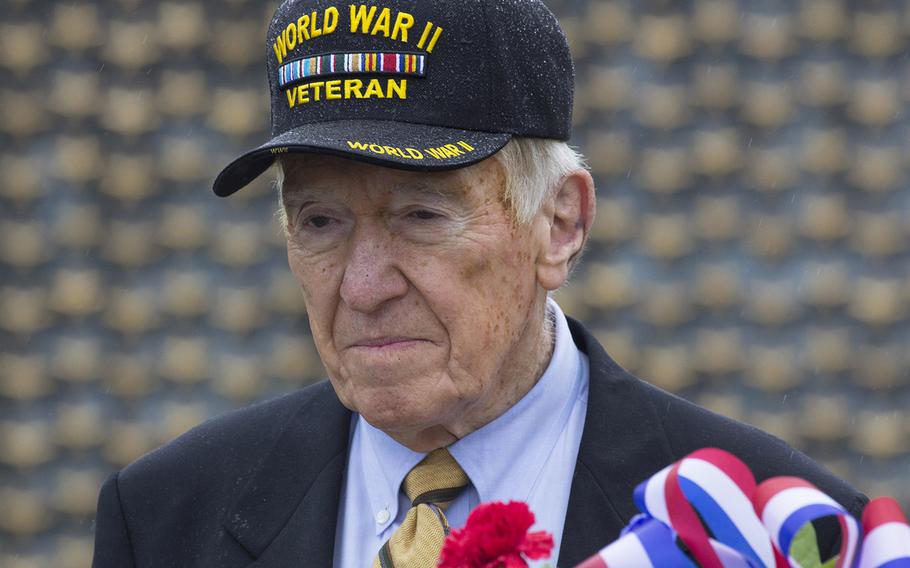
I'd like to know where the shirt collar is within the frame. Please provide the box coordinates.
[359,418,424,534]
[356,297,582,530]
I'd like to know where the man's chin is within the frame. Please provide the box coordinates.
[358,405,434,433]
[360,411,458,451]
[355,398,454,438]
[330,374,463,442]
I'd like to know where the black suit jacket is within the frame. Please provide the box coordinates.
[93,318,866,567]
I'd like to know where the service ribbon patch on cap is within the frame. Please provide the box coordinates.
[278,51,426,88]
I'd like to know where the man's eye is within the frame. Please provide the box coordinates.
[409,210,441,221]
[307,215,333,228]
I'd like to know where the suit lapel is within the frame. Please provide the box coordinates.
[558,318,676,567]
[223,381,352,567]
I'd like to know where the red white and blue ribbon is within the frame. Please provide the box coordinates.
[635,448,777,568]
[575,447,910,568]
[754,477,860,568]
[577,514,697,568]
[857,497,910,568]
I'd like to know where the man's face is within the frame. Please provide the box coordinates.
[282,155,551,448]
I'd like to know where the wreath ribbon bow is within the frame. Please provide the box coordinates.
[577,448,910,568]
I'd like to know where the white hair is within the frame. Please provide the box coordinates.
[494,137,587,224]
[274,137,587,230]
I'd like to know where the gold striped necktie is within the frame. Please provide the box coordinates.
[373,448,470,568]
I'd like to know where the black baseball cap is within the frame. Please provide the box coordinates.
[212,0,574,197]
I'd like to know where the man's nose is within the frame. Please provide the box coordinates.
[339,227,409,313]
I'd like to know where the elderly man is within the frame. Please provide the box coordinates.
[93,0,865,567]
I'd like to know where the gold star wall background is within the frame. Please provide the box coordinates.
[1,1,908,565]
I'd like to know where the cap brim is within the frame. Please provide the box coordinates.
[212,119,512,197]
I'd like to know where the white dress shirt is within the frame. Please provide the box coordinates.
[334,298,590,567]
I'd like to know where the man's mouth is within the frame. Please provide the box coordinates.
[350,337,427,349]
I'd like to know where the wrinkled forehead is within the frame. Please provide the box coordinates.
[279,152,505,201]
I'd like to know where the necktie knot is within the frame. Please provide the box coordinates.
[403,448,469,505]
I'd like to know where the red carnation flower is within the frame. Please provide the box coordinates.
[438,501,554,568]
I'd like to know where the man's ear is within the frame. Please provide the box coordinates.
[536,168,596,291]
